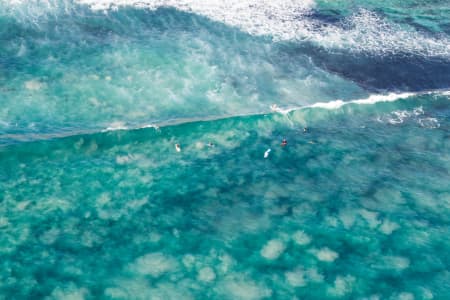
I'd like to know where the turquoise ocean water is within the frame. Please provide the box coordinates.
[1,1,450,299]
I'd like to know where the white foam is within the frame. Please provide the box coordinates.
[311,92,415,110]
[77,0,315,40]
[418,117,440,129]
[309,99,346,110]
[413,106,424,116]
[273,91,418,115]
[377,106,424,125]
[260,239,285,260]
[103,121,128,132]
[75,1,450,58]
[313,9,450,57]
[376,105,442,128]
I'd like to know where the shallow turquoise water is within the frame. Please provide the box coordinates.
[1,1,450,299]
[2,93,449,299]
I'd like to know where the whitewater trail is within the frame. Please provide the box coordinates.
[74,0,450,57]
[3,0,450,57]
[259,90,448,115]
[1,89,447,146]
[85,89,450,132]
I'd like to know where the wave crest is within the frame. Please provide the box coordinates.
[4,0,449,57]
[72,0,450,58]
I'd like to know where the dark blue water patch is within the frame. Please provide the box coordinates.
[286,43,450,92]
[304,9,343,25]
[441,22,450,35]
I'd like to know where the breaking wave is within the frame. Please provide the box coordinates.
[2,0,450,57]
[75,0,450,57]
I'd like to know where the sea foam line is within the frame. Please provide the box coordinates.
[105,89,449,132]
[1,89,448,145]
[271,89,450,115]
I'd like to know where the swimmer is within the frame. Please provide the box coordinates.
[207,141,215,147]
[270,104,278,111]
[281,138,288,147]
[303,127,307,133]
[264,148,271,158]
[175,143,181,152]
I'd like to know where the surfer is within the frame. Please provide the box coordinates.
[270,104,278,111]
[175,143,181,152]
[281,138,287,147]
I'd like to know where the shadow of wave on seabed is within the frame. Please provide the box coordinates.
[288,42,450,93]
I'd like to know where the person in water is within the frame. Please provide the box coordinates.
[175,143,181,152]
[281,138,287,147]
